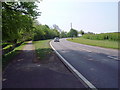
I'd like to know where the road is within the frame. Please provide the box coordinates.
[51,38,119,88]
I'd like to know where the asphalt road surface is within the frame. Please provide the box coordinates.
[51,38,119,88]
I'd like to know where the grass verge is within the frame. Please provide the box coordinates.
[2,41,28,69]
[67,37,118,49]
[33,40,53,60]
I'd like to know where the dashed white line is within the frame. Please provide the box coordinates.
[81,48,92,52]
[50,41,97,90]
[107,56,118,60]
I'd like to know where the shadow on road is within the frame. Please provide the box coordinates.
[2,48,85,88]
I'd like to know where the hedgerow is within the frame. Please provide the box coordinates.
[82,32,119,41]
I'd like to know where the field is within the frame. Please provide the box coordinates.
[67,37,118,49]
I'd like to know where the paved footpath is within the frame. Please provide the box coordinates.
[2,41,84,88]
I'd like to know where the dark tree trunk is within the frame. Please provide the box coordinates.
[12,39,17,49]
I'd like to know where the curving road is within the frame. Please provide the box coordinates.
[51,38,119,88]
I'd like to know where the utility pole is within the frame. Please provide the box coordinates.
[70,22,72,29]
[70,22,73,40]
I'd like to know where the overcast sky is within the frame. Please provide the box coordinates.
[37,0,118,33]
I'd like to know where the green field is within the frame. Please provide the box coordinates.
[67,37,118,49]
[33,40,53,60]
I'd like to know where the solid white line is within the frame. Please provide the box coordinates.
[107,56,118,60]
[50,41,97,90]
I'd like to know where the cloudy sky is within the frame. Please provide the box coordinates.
[37,0,118,33]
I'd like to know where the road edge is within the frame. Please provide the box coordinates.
[50,40,97,90]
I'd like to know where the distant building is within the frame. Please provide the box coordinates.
[78,34,82,37]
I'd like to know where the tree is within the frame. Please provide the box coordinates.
[33,24,60,41]
[2,2,40,44]
[87,32,95,34]
[2,2,40,19]
[52,29,60,37]
[33,25,45,41]
[60,31,67,38]
[79,30,84,35]
[68,28,78,38]
[45,25,50,29]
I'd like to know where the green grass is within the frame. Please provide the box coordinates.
[3,44,13,49]
[33,40,53,60]
[2,41,28,69]
[67,37,118,49]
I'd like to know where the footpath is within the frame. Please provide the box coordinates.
[2,41,85,88]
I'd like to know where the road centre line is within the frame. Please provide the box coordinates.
[80,48,92,52]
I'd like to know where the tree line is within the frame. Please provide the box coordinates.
[33,24,60,41]
[33,24,79,40]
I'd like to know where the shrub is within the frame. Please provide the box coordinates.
[82,32,119,41]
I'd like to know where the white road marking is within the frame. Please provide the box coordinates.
[2,78,7,82]
[50,41,97,90]
[107,56,118,60]
[37,65,40,67]
[80,48,92,52]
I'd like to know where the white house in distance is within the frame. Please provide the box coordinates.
[78,34,82,37]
